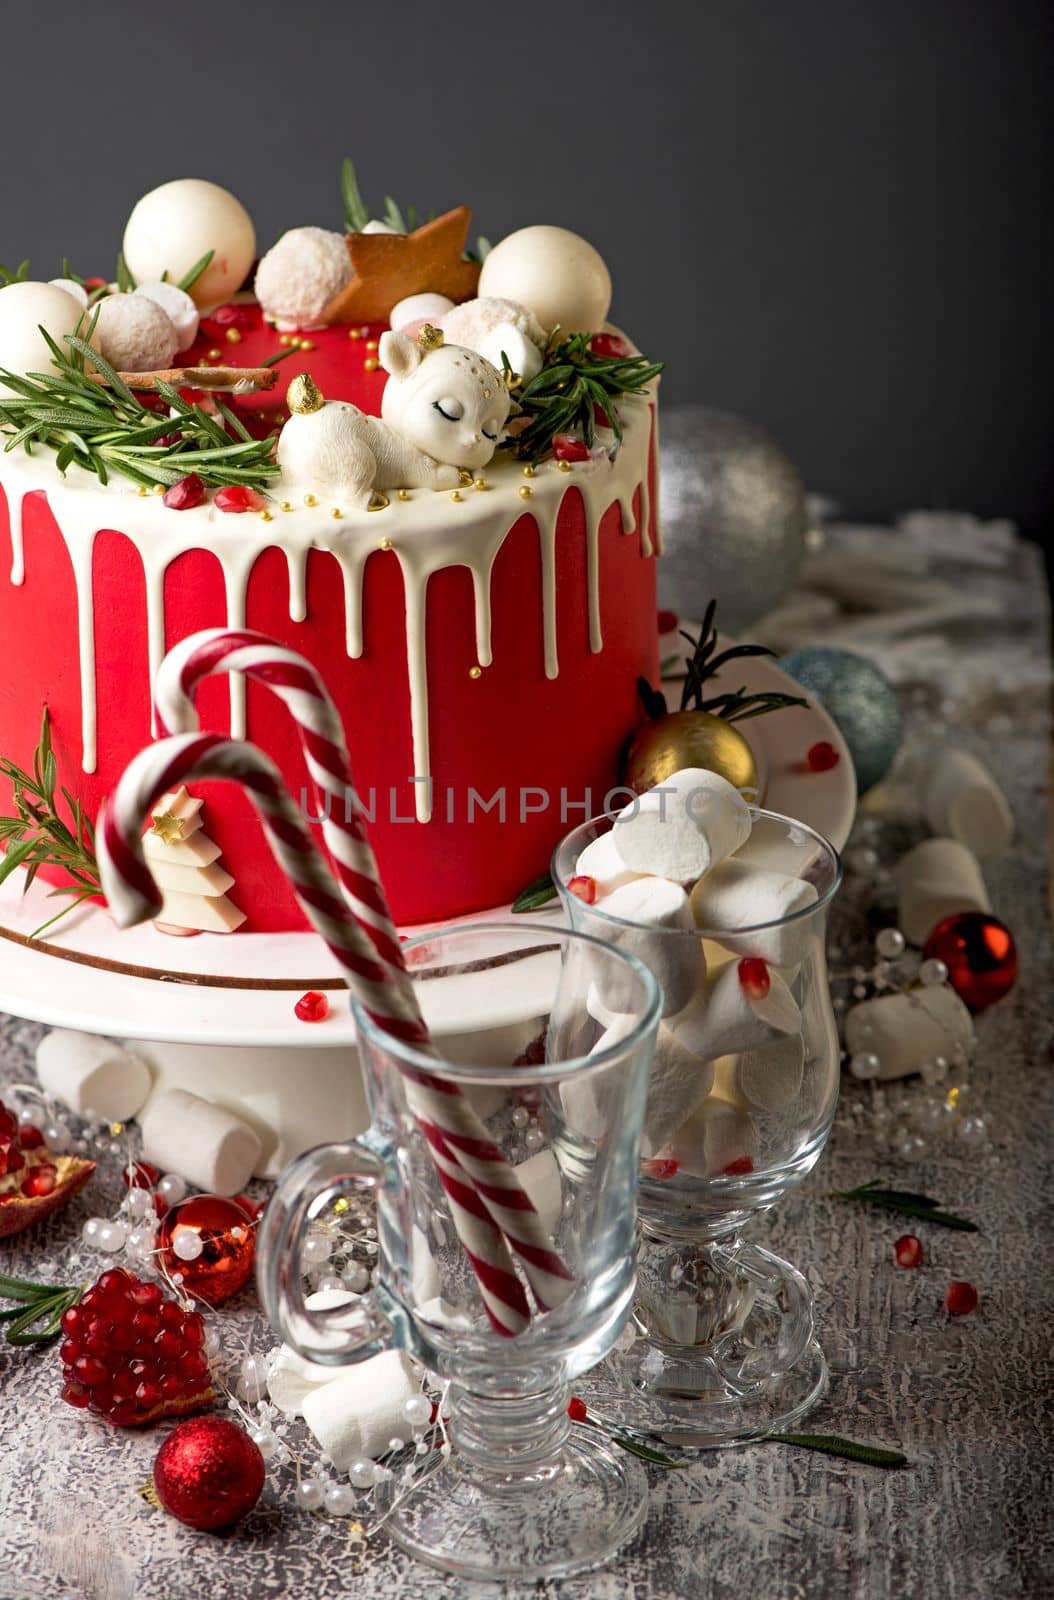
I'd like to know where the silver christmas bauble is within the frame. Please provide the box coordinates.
[659,407,808,631]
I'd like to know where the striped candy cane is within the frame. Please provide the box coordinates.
[152,628,574,1315]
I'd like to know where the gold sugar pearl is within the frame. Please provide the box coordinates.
[458,468,473,487]
[450,490,463,502]
[348,327,362,340]
[364,358,379,372]
[557,459,572,472]
[299,339,315,351]
[152,483,164,495]
[380,537,393,551]
[518,485,534,499]
[397,488,410,501]
[365,339,378,352]
[259,509,273,522]
[334,1196,350,1213]
[469,665,482,680]
[137,485,148,497]
[110,1122,124,1137]
[280,334,293,346]
[208,347,222,361]
[303,493,318,507]
[522,465,535,478]
[473,477,488,491]
[225,327,242,344]
[331,507,343,519]
[280,500,293,512]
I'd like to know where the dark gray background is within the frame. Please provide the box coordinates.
[2,1,1051,536]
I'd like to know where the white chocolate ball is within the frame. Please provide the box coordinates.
[255,227,353,331]
[94,293,178,373]
[0,281,94,396]
[122,178,256,309]
[478,226,612,336]
[134,282,199,352]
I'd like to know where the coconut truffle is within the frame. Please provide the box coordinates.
[94,293,179,372]
[255,227,354,331]
[439,297,547,381]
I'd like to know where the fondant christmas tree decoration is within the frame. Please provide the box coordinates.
[144,788,245,935]
[323,207,481,325]
[276,330,511,508]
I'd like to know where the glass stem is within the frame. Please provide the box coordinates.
[446,1381,571,1486]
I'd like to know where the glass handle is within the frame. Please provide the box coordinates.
[255,1138,395,1368]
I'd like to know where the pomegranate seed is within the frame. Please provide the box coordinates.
[123,1161,161,1190]
[135,1380,162,1411]
[567,1396,588,1422]
[74,1355,111,1388]
[945,1281,979,1316]
[806,740,840,773]
[162,473,207,511]
[18,1125,44,1149]
[295,990,330,1023]
[657,608,678,634]
[567,874,598,905]
[0,1106,16,1139]
[215,485,265,514]
[160,1373,185,1400]
[552,433,590,462]
[21,1163,57,1197]
[160,1300,184,1329]
[894,1234,924,1269]
[181,1313,206,1349]
[640,1157,679,1180]
[62,1382,90,1409]
[60,1305,84,1338]
[97,1270,132,1295]
[0,1193,15,1204]
[590,332,632,360]
[109,1324,137,1354]
[180,1351,210,1383]
[60,1339,79,1365]
[0,1140,25,1175]
[738,958,771,1001]
[155,1329,184,1361]
[209,302,255,329]
[129,1281,163,1310]
[722,1155,755,1176]
[592,401,614,428]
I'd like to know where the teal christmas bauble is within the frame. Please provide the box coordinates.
[779,646,903,794]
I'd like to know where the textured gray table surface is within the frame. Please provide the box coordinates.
[0,513,1051,1600]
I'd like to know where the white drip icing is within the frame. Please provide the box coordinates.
[0,398,657,818]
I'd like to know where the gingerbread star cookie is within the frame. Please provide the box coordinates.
[323,206,481,325]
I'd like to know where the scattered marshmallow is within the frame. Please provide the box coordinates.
[713,1033,805,1112]
[139,1087,261,1195]
[255,226,354,330]
[389,292,455,333]
[573,828,644,898]
[894,837,991,945]
[134,281,200,352]
[439,296,547,383]
[665,1093,758,1179]
[611,768,752,882]
[93,292,179,372]
[845,986,974,1081]
[667,960,800,1062]
[642,1026,715,1156]
[47,277,89,309]
[690,858,818,966]
[591,875,703,1018]
[35,1029,151,1122]
[922,750,1013,859]
[301,1349,421,1468]
[267,1289,360,1416]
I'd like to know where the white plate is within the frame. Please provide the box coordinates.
[0,654,854,1047]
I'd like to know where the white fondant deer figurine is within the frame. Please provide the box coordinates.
[276,328,512,509]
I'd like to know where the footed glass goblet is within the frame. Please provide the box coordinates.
[554,809,842,1444]
[257,923,660,1581]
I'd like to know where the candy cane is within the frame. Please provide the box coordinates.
[97,731,531,1338]
[153,628,574,1314]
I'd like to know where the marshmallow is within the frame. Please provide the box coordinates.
[894,838,991,945]
[611,768,752,881]
[922,750,1013,859]
[642,1026,715,1156]
[139,1088,261,1196]
[572,829,644,897]
[48,277,89,309]
[668,960,800,1062]
[665,1094,758,1179]
[267,1290,360,1416]
[36,1029,151,1121]
[134,282,200,352]
[845,986,974,1081]
[301,1349,421,1468]
[389,292,455,332]
[439,296,547,383]
[713,1033,805,1112]
[93,292,178,372]
[591,875,703,1017]
[690,858,818,966]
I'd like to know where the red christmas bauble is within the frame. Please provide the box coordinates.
[152,1416,264,1531]
[156,1194,257,1307]
[923,912,1018,1012]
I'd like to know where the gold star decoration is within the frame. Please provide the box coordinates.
[150,812,186,846]
[323,208,481,326]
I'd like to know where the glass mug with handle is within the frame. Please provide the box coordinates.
[257,922,661,1583]
[554,805,842,1445]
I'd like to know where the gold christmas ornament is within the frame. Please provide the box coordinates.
[624,711,759,798]
[287,373,325,415]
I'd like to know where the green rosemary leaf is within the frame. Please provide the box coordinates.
[0,260,32,285]
[341,156,370,233]
[831,1184,978,1232]
[610,1432,687,1468]
[116,252,136,293]
[511,872,558,913]
[177,250,214,293]
[260,345,299,368]
[767,1433,908,1468]
[0,838,36,888]
[382,195,407,234]
[7,1287,83,1347]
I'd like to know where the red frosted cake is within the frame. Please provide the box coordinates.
[0,172,663,933]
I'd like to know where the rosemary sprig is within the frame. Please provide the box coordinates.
[0,316,279,491]
[177,250,214,294]
[503,330,663,464]
[340,155,488,260]
[766,1433,908,1468]
[832,1179,978,1232]
[638,599,808,725]
[0,260,31,286]
[0,1270,84,1346]
[511,872,558,914]
[0,707,102,937]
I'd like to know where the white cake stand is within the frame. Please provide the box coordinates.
[0,657,855,1174]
